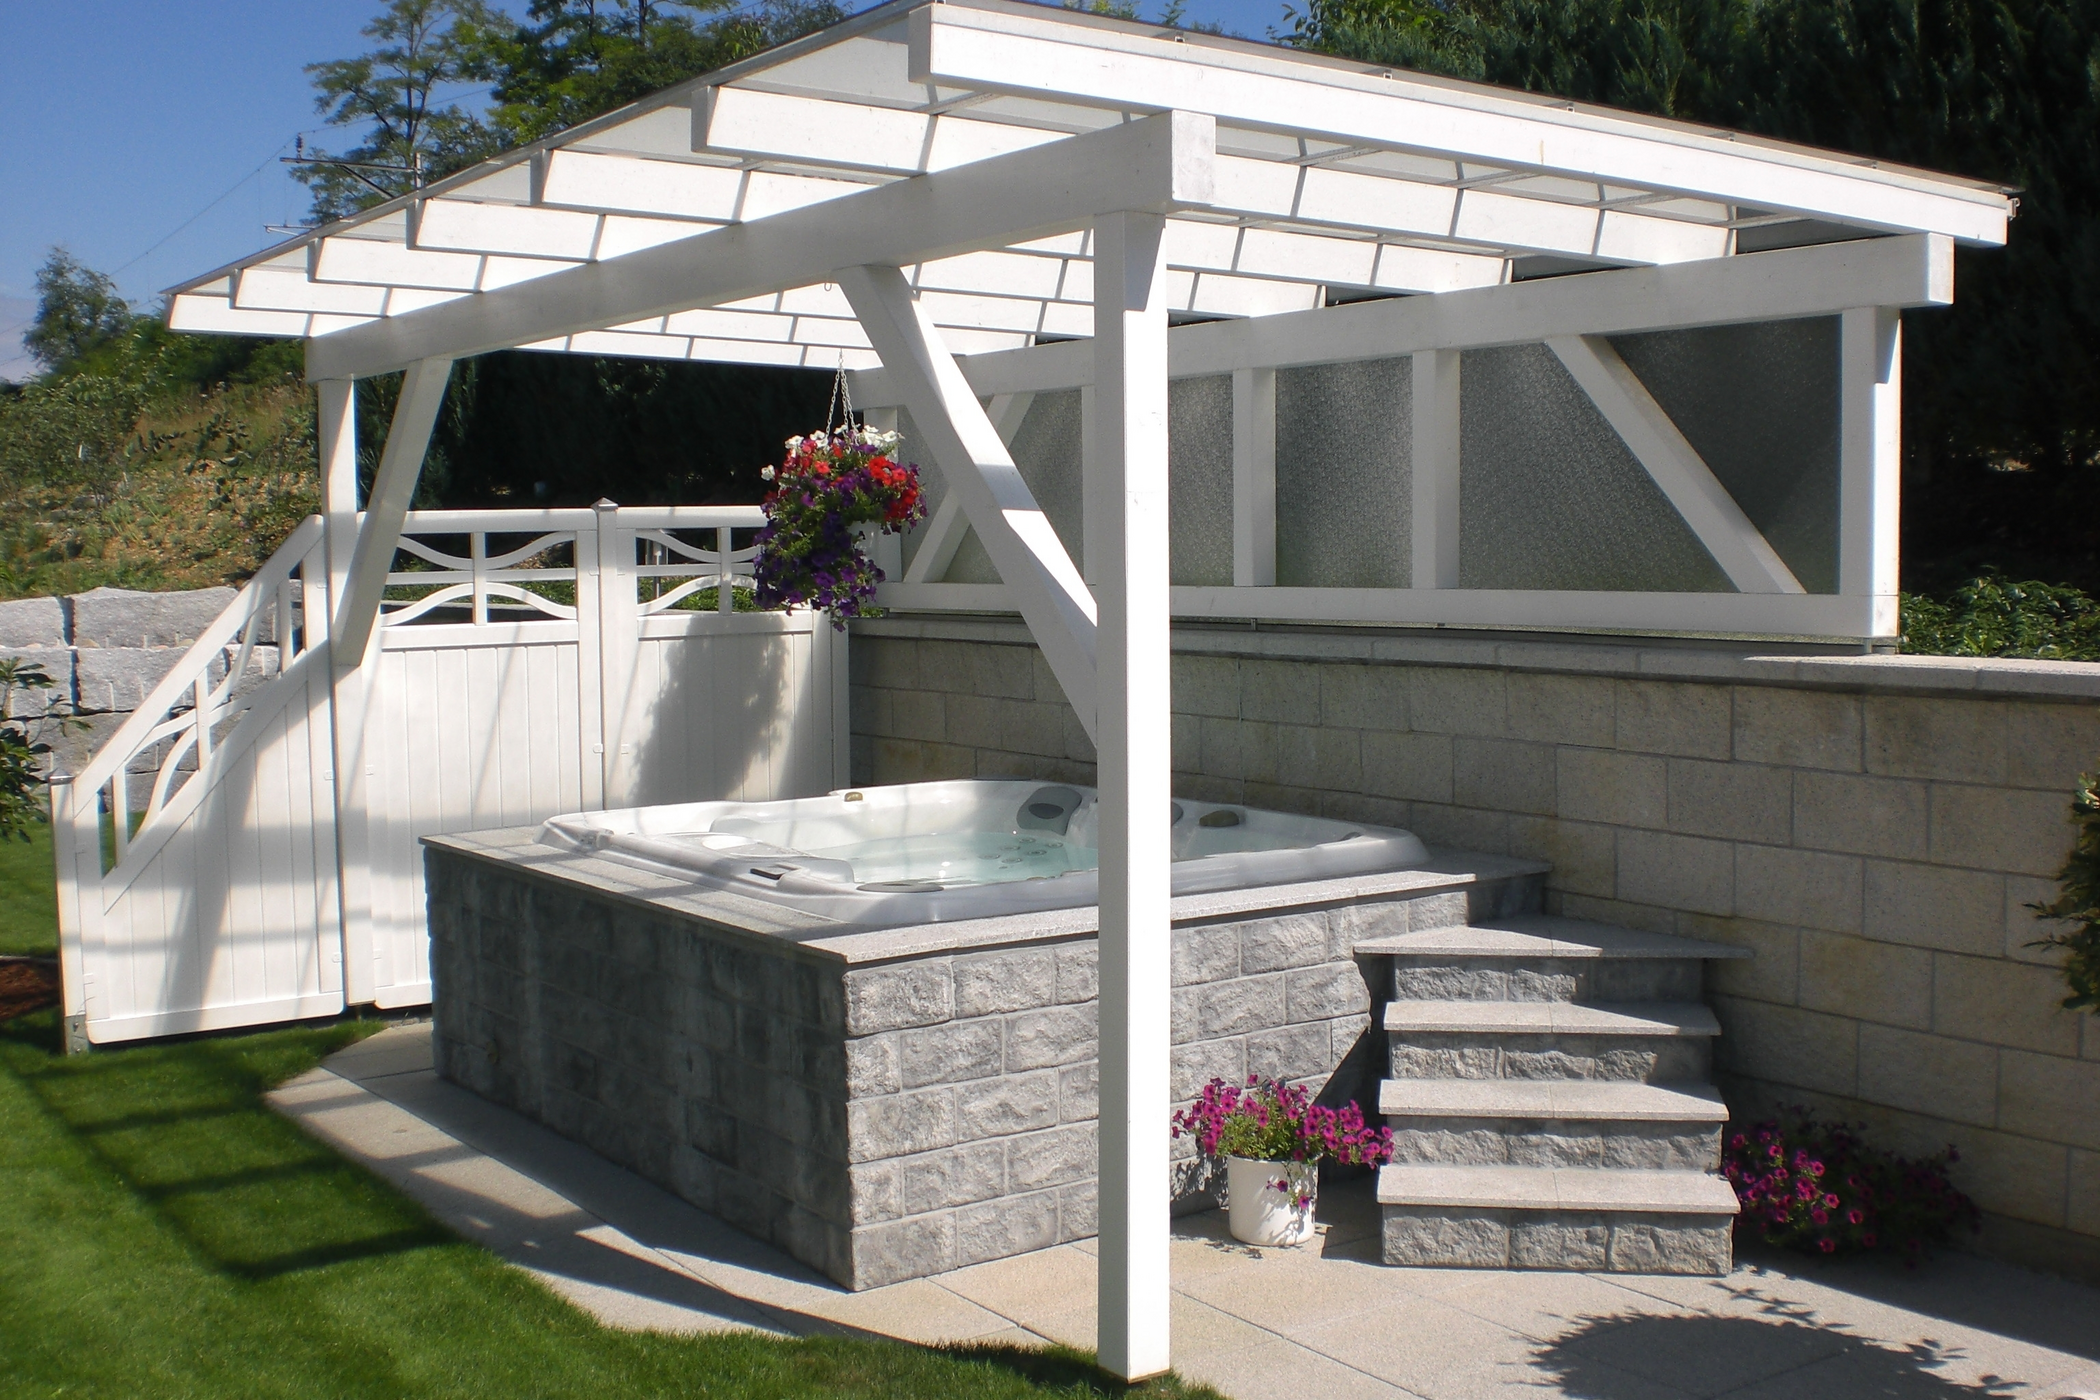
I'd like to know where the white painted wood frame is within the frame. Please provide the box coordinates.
[839,263,1102,736]
[1231,367,1276,588]
[1410,349,1461,590]
[1840,306,1904,636]
[1090,208,1175,1383]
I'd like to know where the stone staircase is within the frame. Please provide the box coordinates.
[1356,914,1751,1274]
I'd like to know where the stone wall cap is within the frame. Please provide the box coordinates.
[423,828,1545,967]
[860,615,2100,703]
[0,596,66,648]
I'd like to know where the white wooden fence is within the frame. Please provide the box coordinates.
[53,505,847,1046]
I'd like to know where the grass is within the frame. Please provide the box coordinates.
[0,1015,1221,1399]
[0,820,57,958]
[0,848,1215,1399]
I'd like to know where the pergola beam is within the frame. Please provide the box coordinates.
[852,231,1955,403]
[306,110,1219,382]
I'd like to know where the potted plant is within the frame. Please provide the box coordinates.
[1172,1075,1395,1247]
[752,425,925,627]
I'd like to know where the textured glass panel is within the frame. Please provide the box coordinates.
[1459,344,1729,592]
[1169,376,1234,587]
[895,394,1087,586]
[1275,358,1411,588]
[1611,318,1840,593]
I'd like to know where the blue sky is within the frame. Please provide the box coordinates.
[0,0,1298,383]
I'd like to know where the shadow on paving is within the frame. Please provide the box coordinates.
[1536,1293,2026,1399]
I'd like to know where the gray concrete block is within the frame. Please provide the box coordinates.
[847,1087,959,1161]
[1003,1004,1098,1070]
[849,1213,956,1289]
[898,1142,1006,1214]
[956,1070,1059,1139]
[1247,1022,1335,1083]
[900,1019,1004,1087]
[0,597,65,647]
[70,585,235,648]
[1172,924,1242,985]
[0,646,73,716]
[1197,973,1286,1037]
[1453,738,1557,816]
[953,948,1059,1016]
[72,645,187,714]
[843,960,953,1034]
[1054,942,1098,1002]
[1006,1122,1097,1191]
[1058,1061,1099,1123]
[1239,912,1334,973]
[954,1188,1060,1268]
[1286,962,1369,1021]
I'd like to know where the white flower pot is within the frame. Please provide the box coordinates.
[1225,1157,1318,1247]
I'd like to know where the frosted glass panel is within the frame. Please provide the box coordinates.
[1611,319,1840,594]
[897,393,1086,586]
[1275,358,1410,588]
[1459,344,1729,593]
[1170,376,1234,587]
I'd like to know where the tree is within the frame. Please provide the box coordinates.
[295,0,504,223]
[476,0,845,147]
[24,249,134,376]
[1286,0,2100,594]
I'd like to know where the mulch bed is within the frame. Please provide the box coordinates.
[0,958,60,1021]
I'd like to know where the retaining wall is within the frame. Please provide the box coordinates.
[850,615,2100,1281]
[0,586,249,774]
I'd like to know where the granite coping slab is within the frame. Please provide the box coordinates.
[423,827,1547,968]
[853,614,2100,702]
[1353,915,1753,961]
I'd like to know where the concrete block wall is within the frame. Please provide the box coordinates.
[849,616,2100,1281]
[427,840,1413,1289]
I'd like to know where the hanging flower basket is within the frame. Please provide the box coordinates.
[752,425,926,627]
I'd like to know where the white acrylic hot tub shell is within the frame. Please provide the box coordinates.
[539,779,1430,928]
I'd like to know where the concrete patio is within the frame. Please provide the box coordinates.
[269,1022,2100,1399]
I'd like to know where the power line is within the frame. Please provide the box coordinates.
[107,143,290,284]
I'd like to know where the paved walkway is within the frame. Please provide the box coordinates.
[269,1024,2100,1399]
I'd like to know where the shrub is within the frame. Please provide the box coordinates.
[1900,574,2100,662]
[0,659,73,843]
[1722,1108,1978,1260]
[1170,1075,1394,1166]
[2028,771,2100,1011]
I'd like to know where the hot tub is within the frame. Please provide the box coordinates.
[538,778,1431,927]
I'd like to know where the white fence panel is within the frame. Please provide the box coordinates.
[55,520,346,1044]
[56,505,847,1042]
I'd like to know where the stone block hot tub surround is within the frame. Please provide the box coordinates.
[422,827,1543,1289]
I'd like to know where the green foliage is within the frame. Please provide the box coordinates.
[0,659,73,846]
[476,0,845,148]
[1900,573,2100,660]
[296,0,506,222]
[23,249,136,376]
[0,1013,1222,1397]
[1288,0,2100,592]
[0,373,147,494]
[2029,771,2100,1011]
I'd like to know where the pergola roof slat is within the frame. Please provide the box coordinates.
[160,0,2008,373]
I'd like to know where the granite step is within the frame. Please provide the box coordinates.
[1379,1079,1725,1170]
[1385,1000,1720,1084]
[1359,915,1749,1004]
[1378,1164,1739,1272]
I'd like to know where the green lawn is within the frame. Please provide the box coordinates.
[0,1002,1211,1399]
[0,820,58,957]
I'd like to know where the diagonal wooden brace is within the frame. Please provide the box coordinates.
[330,357,455,666]
[839,265,1099,737]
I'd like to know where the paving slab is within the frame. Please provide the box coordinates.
[271,1023,2100,1399]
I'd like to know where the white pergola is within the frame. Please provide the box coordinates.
[168,0,2009,1377]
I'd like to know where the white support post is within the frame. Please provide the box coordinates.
[1231,367,1275,588]
[1546,334,1804,595]
[1840,306,1903,639]
[1410,350,1462,589]
[1090,208,1174,1384]
[838,264,1099,735]
[317,378,377,1006]
[331,358,455,661]
[1081,382,1102,584]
